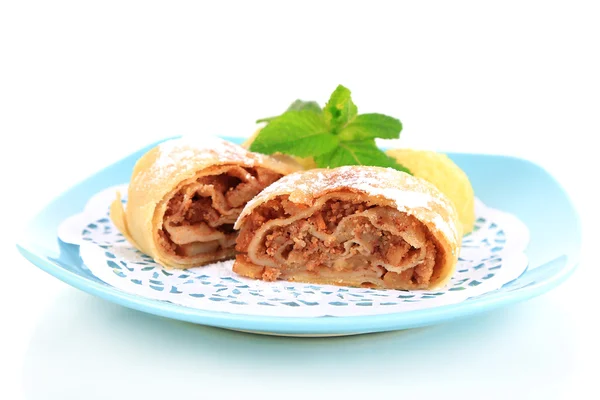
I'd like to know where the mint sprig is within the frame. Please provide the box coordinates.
[250,85,409,173]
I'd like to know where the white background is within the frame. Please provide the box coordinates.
[1,1,598,399]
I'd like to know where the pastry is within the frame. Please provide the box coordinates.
[110,136,299,268]
[233,166,461,289]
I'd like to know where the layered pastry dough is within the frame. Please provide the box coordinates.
[110,137,299,268]
[233,166,461,290]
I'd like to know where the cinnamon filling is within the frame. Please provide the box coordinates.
[235,195,443,289]
[159,166,281,257]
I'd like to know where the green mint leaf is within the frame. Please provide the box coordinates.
[337,113,402,141]
[286,100,322,113]
[314,139,411,173]
[323,84,358,132]
[256,100,322,123]
[249,110,338,157]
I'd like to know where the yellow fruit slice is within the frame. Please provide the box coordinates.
[386,148,476,235]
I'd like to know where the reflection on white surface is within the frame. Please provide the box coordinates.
[24,290,574,400]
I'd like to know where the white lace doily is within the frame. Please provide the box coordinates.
[58,184,530,317]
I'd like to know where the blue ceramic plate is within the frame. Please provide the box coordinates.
[16,137,581,336]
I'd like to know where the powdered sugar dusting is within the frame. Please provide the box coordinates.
[135,136,263,187]
[240,166,460,243]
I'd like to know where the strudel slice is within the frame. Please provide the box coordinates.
[110,137,299,268]
[233,166,461,290]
